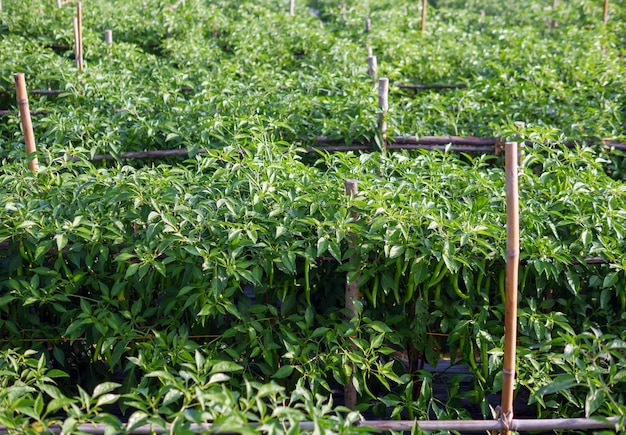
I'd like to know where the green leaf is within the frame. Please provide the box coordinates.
[96,393,120,408]
[371,333,385,349]
[125,263,140,279]
[46,398,74,414]
[585,385,605,417]
[536,374,577,396]
[153,261,166,277]
[278,252,296,275]
[388,245,404,259]
[207,373,230,384]
[93,382,121,398]
[317,237,329,256]
[0,294,16,308]
[600,289,611,310]
[209,361,243,374]
[162,389,183,406]
[55,233,68,252]
[126,411,149,432]
[272,365,294,379]
[603,272,619,288]
[145,371,175,382]
[328,241,342,262]
[564,269,580,294]
[46,369,69,378]
[34,393,44,417]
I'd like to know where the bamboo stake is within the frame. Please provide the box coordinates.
[421,0,427,32]
[603,0,609,23]
[77,2,84,70]
[364,17,371,32]
[500,142,520,434]
[73,18,81,69]
[378,78,389,148]
[14,73,39,172]
[104,29,113,44]
[344,179,359,410]
[289,0,294,16]
[367,55,377,78]
[551,0,558,27]
[366,46,373,56]
[0,0,2,13]
[344,179,359,315]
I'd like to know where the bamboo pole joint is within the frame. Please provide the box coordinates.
[14,73,39,172]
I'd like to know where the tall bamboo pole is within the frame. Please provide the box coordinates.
[14,74,39,172]
[421,0,427,32]
[500,142,519,434]
[603,0,609,23]
[378,78,389,148]
[73,17,81,70]
[77,2,84,70]
[344,179,359,410]
[289,0,294,16]
[551,0,558,27]
[367,55,378,78]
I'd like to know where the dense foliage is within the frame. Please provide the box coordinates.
[1,0,626,433]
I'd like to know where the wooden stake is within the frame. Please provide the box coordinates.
[364,17,371,32]
[104,29,113,44]
[289,0,294,16]
[14,73,39,172]
[73,18,81,70]
[603,0,609,24]
[550,0,558,27]
[77,2,84,70]
[367,55,378,78]
[500,142,520,434]
[378,78,389,147]
[421,0,427,32]
[344,178,359,410]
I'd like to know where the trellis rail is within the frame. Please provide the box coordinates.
[0,417,621,434]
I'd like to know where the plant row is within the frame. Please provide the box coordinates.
[0,0,624,161]
[2,143,626,425]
